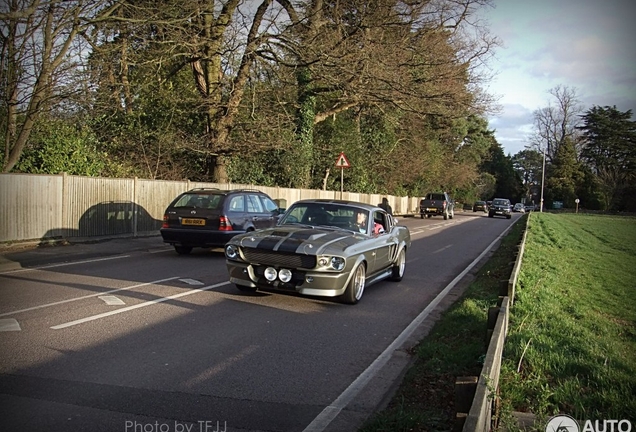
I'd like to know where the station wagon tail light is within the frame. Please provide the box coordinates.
[162,215,169,228]
[219,215,232,231]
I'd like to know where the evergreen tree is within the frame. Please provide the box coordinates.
[579,105,636,210]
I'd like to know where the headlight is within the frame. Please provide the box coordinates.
[279,269,292,283]
[264,267,277,281]
[330,257,345,271]
[225,244,239,259]
[317,256,346,271]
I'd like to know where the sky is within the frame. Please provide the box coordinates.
[479,0,636,156]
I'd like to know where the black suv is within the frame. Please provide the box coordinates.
[160,188,283,254]
[488,198,512,219]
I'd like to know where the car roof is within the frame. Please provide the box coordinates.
[182,188,263,195]
[291,199,380,212]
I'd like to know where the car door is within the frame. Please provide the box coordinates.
[259,195,281,227]
[246,193,273,230]
[226,194,250,230]
[366,210,395,276]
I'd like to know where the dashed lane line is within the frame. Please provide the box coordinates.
[51,281,230,330]
[0,255,130,274]
[0,276,181,318]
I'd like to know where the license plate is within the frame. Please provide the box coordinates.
[427,208,436,212]
[182,218,205,226]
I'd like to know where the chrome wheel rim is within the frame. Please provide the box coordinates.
[353,264,366,300]
[397,249,406,277]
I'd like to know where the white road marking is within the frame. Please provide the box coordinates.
[51,281,230,330]
[179,278,204,285]
[99,295,126,306]
[432,245,452,254]
[302,222,517,432]
[0,255,129,274]
[0,276,180,318]
[0,318,21,331]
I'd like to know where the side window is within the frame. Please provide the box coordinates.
[373,211,387,234]
[246,194,264,213]
[228,195,244,212]
[260,196,279,213]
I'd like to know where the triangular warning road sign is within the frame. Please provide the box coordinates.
[335,152,351,168]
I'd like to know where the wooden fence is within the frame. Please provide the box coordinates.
[456,215,529,431]
[0,173,421,243]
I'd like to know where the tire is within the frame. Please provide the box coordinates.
[390,248,406,281]
[507,214,512,219]
[488,213,494,218]
[341,262,366,304]
[420,214,424,219]
[174,245,192,255]
[235,284,257,293]
[426,214,432,219]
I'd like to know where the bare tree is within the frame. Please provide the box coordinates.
[528,85,584,162]
[0,0,117,173]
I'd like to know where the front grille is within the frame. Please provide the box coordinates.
[242,248,316,269]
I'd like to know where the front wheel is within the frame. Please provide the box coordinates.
[390,248,406,281]
[341,263,366,304]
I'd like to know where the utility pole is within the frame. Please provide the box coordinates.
[540,145,546,212]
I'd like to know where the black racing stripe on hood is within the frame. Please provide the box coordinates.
[277,230,350,253]
[277,229,329,253]
[255,237,282,251]
[277,238,305,253]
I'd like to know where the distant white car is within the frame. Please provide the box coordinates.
[513,203,526,213]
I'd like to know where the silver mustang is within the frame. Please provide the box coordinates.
[225,199,411,304]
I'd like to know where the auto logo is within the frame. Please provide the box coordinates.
[191,210,197,214]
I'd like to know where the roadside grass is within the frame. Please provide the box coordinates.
[498,213,636,428]
[359,213,636,432]
[359,217,526,431]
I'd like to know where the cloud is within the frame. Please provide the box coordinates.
[481,0,636,155]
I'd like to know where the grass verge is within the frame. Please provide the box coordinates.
[359,216,527,431]
[498,213,636,428]
[359,212,636,431]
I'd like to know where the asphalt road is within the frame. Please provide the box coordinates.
[0,211,520,432]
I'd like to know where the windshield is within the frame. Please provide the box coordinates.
[493,199,509,206]
[279,202,368,233]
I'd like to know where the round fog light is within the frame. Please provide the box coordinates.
[264,267,277,281]
[279,269,292,283]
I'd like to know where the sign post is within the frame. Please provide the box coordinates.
[575,198,580,213]
[335,152,351,199]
